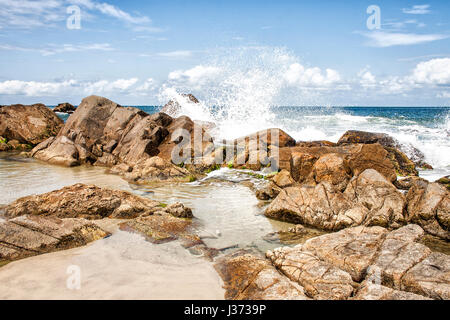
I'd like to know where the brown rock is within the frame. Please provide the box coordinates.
[406,180,450,240]
[267,245,355,300]
[0,103,63,146]
[353,281,431,300]
[214,251,308,300]
[402,252,450,300]
[311,153,351,191]
[437,175,450,191]
[4,183,161,220]
[0,215,108,262]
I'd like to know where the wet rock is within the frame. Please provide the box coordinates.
[120,214,194,244]
[0,103,63,147]
[406,180,450,240]
[0,215,108,262]
[53,102,76,114]
[4,183,161,220]
[164,202,193,218]
[32,136,81,167]
[214,251,309,300]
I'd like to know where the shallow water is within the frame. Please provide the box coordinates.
[0,153,296,252]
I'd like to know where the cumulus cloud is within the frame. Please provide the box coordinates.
[410,58,450,85]
[358,69,377,88]
[168,66,222,86]
[0,78,140,96]
[361,31,447,47]
[284,63,341,87]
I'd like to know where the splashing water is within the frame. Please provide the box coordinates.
[156,47,450,176]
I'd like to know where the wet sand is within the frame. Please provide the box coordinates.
[0,230,225,300]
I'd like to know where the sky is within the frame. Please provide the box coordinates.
[0,0,449,106]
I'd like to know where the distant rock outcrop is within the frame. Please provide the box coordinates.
[53,102,76,114]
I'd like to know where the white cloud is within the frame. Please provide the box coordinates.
[402,5,431,15]
[284,63,341,87]
[0,42,114,56]
[411,58,450,85]
[361,31,448,47]
[0,0,152,29]
[437,91,450,98]
[358,69,376,88]
[168,66,222,85]
[0,77,140,96]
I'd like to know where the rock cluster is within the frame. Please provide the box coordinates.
[217,224,448,300]
[30,96,212,181]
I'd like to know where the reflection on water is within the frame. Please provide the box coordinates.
[0,153,298,252]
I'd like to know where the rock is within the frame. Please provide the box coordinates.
[4,183,161,220]
[272,169,295,188]
[266,169,406,230]
[53,102,76,114]
[353,281,431,300]
[30,96,214,179]
[0,103,63,146]
[214,251,308,300]
[385,146,418,177]
[337,130,432,171]
[267,224,449,300]
[302,226,388,282]
[265,182,368,230]
[311,153,351,192]
[344,169,406,228]
[287,143,396,184]
[164,202,193,218]
[395,176,429,190]
[120,214,195,244]
[267,246,356,300]
[119,156,191,183]
[255,182,281,200]
[32,136,81,167]
[161,93,199,117]
[437,176,450,191]
[406,180,450,240]
[296,140,336,147]
[402,252,450,300]
[0,215,108,262]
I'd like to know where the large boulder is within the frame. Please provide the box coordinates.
[0,103,63,147]
[265,169,405,230]
[0,215,108,263]
[3,183,162,220]
[53,102,76,114]
[338,130,432,171]
[286,143,397,184]
[406,179,450,240]
[214,251,308,300]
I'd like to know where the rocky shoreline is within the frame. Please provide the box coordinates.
[0,95,448,300]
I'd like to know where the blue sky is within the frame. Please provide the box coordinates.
[0,0,449,106]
